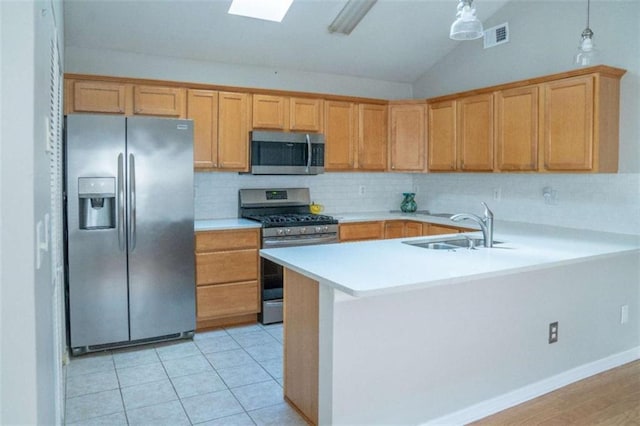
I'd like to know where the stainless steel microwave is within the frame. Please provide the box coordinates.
[250,131,325,175]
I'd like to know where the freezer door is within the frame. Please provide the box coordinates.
[126,117,195,340]
[66,115,130,348]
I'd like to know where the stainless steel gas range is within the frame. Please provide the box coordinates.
[239,188,338,324]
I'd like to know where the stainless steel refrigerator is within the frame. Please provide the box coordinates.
[65,114,195,355]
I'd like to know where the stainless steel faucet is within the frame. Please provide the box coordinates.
[450,202,494,248]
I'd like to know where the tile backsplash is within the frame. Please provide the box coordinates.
[195,171,640,235]
[195,172,414,219]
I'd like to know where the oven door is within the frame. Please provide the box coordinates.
[259,234,337,324]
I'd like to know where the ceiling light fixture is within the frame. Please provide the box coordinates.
[574,0,599,67]
[449,0,484,41]
[228,0,294,23]
[328,0,378,35]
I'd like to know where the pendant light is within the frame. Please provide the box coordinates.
[574,0,599,66]
[449,0,484,41]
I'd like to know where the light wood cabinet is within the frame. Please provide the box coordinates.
[495,86,539,171]
[324,101,357,170]
[540,73,621,172]
[133,85,185,117]
[427,100,457,171]
[425,224,473,235]
[188,89,218,169]
[188,90,250,171]
[389,103,426,172]
[384,220,426,239]
[68,80,127,114]
[290,97,323,132]
[218,91,251,171]
[339,221,384,242]
[457,94,494,171]
[252,95,322,132]
[358,103,388,171]
[195,229,260,329]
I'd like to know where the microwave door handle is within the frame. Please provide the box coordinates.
[306,133,311,174]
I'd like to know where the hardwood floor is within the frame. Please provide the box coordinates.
[469,360,640,425]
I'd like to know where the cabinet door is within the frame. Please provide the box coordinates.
[495,86,539,171]
[188,89,219,169]
[457,94,494,171]
[290,97,323,132]
[405,221,424,237]
[339,222,383,242]
[427,100,457,171]
[389,104,426,172]
[543,75,594,171]
[133,86,185,117]
[324,101,357,170]
[218,92,250,171]
[252,94,286,130]
[71,80,127,114]
[197,281,259,319]
[358,103,388,171]
[384,221,405,239]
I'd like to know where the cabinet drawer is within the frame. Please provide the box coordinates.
[196,249,258,285]
[339,221,383,242]
[195,229,259,252]
[197,281,259,319]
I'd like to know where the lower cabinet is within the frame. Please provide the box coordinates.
[339,221,384,242]
[195,228,260,330]
[384,220,427,239]
[425,223,472,235]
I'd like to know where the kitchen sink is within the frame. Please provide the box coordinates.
[403,237,502,250]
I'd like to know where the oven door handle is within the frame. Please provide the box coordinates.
[263,235,338,248]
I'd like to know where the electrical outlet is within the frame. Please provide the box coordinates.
[621,305,629,324]
[359,185,366,196]
[548,321,559,344]
[493,187,502,201]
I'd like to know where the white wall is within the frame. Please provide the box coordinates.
[65,46,413,100]
[412,1,640,235]
[1,0,62,424]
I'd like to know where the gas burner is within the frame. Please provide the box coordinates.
[245,213,338,228]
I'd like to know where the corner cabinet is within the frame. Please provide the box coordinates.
[195,229,260,330]
[389,102,427,172]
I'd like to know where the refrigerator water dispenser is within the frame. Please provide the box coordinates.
[78,177,116,229]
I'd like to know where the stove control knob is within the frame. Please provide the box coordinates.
[285,228,291,235]
[323,226,329,232]
[300,227,307,234]
[315,226,322,233]
[277,229,285,236]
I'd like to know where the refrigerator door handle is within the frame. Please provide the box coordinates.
[117,153,126,251]
[128,153,136,251]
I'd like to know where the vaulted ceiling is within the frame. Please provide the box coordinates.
[64,0,514,83]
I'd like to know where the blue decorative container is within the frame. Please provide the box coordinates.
[400,192,417,213]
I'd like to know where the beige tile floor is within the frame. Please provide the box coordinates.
[64,323,307,425]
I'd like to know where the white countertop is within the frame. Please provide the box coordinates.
[260,221,640,297]
[195,218,261,231]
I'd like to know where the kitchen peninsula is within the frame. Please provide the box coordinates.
[261,221,640,425]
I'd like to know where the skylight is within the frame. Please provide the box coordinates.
[228,0,294,23]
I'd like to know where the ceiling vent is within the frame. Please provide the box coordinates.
[483,23,509,49]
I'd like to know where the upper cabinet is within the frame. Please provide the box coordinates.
[495,86,539,171]
[324,100,357,170]
[324,101,388,172]
[358,103,388,171]
[69,80,127,114]
[188,89,219,169]
[457,94,494,171]
[427,100,457,171]
[427,65,625,173]
[389,102,426,172]
[252,94,323,132]
[133,86,185,117]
